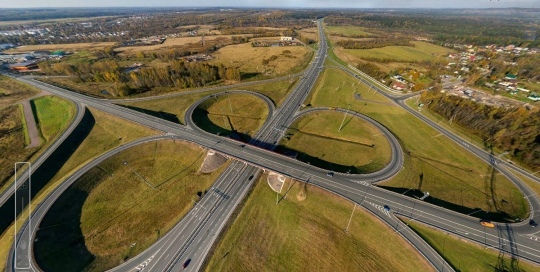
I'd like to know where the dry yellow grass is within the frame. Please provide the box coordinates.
[5,42,116,53]
[297,27,318,42]
[177,24,221,35]
[0,107,158,272]
[114,35,252,56]
[206,176,433,272]
[209,43,311,76]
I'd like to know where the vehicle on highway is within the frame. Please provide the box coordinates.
[327,172,334,177]
[480,220,495,228]
[530,220,538,227]
[383,205,390,212]
[182,258,191,269]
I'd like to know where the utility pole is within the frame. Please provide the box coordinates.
[227,93,233,113]
[338,104,351,132]
[124,161,155,189]
[345,203,356,233]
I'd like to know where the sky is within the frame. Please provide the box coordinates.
[2,0,540,9]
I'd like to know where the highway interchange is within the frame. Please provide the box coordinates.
[4,19,540,271]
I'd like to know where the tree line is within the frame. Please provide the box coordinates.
[421,91,540,171]
[336,38,413,50]
[39,59,240,96]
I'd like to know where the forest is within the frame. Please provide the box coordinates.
[421,91,540,171]
[39,58,240,96]
[336,38,413,49]
[325,11,540,47]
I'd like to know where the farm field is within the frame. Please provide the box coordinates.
[4,42,116,53]
[304,67,528,222]
[193,93,269,141]
[277,110,392,173]
[343,41,454,62]
[34,140,228,272]
[407,221,540,272]
[208,42,312,77]
[114,34,251,56]
[206,176,433,272]
[0,107,158,272]
[325,25,375,37]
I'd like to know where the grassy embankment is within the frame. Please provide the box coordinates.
[304,67,528,222]
[407,221,540,272]
[0,95,74,194]
[0,75,40,108]
[193,93,269,141]
[276,110,392,173]
[119,78,298,125]
[0,108,158,272]
[206,176,433,272]
[34,140,228,272]
[31,96,74,141]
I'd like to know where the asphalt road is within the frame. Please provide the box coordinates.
[7,19,540,272]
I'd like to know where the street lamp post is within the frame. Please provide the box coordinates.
[338,104,351,132]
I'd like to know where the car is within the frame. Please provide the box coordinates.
[182,259,191,269]
[383,205,390,212]
[327,172,334,177]
[480,220,495,228]
[530,220,538,227]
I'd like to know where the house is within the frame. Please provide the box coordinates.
[280,37,293,41]
[517,88,531,93]
[528,94,540,101]
[9,62,38,71]
[505,74,517,80]
[392,82,406,90]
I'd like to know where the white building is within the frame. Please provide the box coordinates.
[280,37,293,41]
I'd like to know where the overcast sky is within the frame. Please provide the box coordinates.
[2,0,540,9]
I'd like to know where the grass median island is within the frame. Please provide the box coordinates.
[34,140,229,272]
[406,220,540,272]
[192,93,269,141]
[205,176,433,272]
[31,95,74,141]
[304,67,528,222]
[0,105,39,190]
[119,79,297,126]
[276,111,392,173]
[0,75,40,108]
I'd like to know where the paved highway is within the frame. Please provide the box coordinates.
[8,19,540,272]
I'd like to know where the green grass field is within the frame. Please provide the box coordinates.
[304,68,528,221]
[306,67,391,104]
[193,93,269,141]
[31,96,75,141]
[0,75,40,108]
[407,221,540,272]
[277,110,392,173]
[343,41,454,62]
[34,140,228,272]
[206,176,432,272]
[0,108,159,272]
[326,25,374,37]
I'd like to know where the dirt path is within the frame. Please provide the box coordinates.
[21,100,41,148]
[18,91,49,149]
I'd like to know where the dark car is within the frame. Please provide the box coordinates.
[383,205,390,212]
[327,172,334,177]
[182,259,191,269]
[530,220,538,227]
